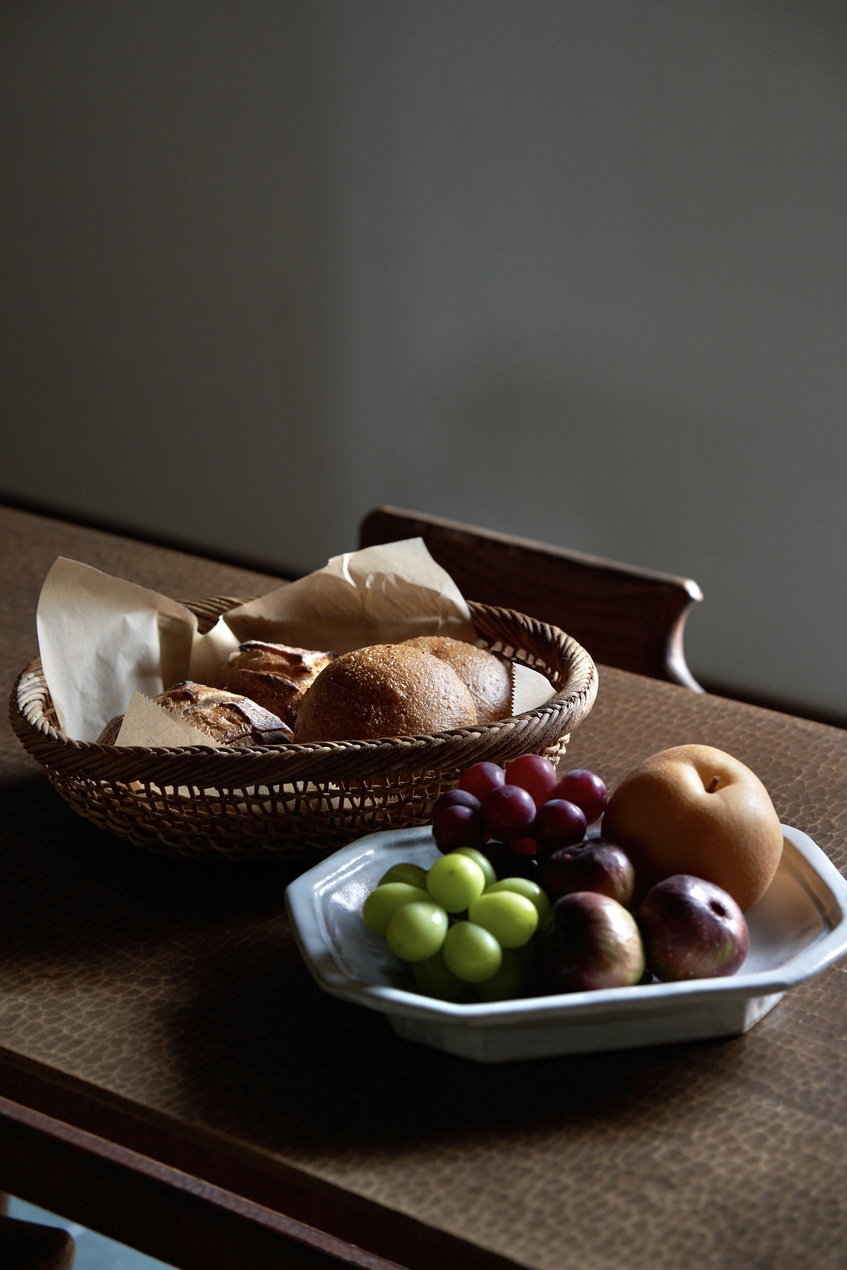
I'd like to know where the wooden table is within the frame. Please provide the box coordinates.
[2,502,847,1270]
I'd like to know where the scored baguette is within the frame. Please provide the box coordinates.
[97,681,294,747]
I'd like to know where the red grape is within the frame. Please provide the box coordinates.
[432,802,485,852]
[457,761,506,801]
[505,754,558,806]
[480,784,537,842]
[532,798,587,855]
[432,788,481,820]
[549,768,607,825]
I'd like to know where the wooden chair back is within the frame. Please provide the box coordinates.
[359,506,703,690]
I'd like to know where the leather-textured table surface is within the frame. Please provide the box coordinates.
[2,503,847,1270]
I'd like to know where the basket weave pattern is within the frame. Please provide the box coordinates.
[10,598,598,863]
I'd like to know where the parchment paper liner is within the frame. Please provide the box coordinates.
[35,538,551,748]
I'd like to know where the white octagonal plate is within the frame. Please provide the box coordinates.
[284,824,847,1062]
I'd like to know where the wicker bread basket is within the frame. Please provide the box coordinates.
[10,597,598,864]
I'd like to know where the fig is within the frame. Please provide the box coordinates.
[637,874,749,981]
[540,839,635,908]
[536,891,645,994]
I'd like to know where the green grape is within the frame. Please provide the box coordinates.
[426,852,487,913]
[362,882,429,938]
[473,948,529,1002]
[412,949,470,1002]
[379,861,429,890]
[485,876,552,924]
[442,921,503,983]
[453,846,497,889]
[467,890,539,949]
[385,901,449,962]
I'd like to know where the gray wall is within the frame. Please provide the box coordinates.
[3,2,846,718]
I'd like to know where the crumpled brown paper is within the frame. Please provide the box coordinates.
[36,538,488,744]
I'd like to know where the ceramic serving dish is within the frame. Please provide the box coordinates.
[284,823,847,1063]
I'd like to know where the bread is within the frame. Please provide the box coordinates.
[216,641,336,728]
[402,635,513,725]
[292,643,479,743]
[97,681,294,746]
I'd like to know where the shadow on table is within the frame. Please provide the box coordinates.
[0,772,757,1157]
[165,897,757,1158]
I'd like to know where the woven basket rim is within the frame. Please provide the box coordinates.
[10,598,598,785]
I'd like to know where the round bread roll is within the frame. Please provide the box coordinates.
[292,643,479,743]
[403,635,512,724]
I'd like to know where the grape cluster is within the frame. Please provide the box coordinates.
[362,849,551,1002]
[431,754,608,881]
[360,754,610,1003]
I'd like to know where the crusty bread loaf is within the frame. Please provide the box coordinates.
[216,641,335,728]
[97,681,294,746]
[402,635,512,724]
[292,643,479,743]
